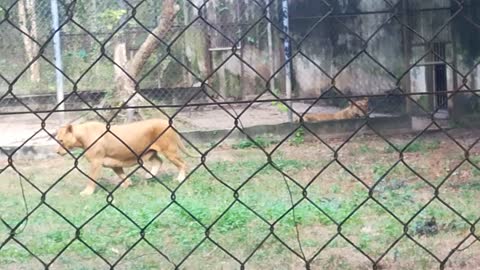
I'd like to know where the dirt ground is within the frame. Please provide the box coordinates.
[0,130,480,269]
[3,101,479,269]
[0,102,391,148]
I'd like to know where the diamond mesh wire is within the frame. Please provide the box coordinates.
[1,0,480,269]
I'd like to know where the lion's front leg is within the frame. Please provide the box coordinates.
[80,161,102,196]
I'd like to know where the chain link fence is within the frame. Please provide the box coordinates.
[1,0,480,269]
[0,0,279,109]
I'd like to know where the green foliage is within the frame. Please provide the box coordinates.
[290,128,305,146]
[232,136,278,149]
[98,9,127,30]
[271,88,290,113]
[384,139,440,154]
[373,163,390,179]
[357,144,373,154]
[214,206,250,233]
[272,158,307,171]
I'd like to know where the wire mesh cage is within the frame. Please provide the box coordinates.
[1,0,480,269]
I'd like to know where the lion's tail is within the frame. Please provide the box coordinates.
[175,134,199,158]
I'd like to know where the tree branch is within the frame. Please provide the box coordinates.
[127,0,180,79]
[115,0,180,122]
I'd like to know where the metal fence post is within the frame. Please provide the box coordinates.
[281,0,293,122]
[266,0,275,94]
[50,0,65,120]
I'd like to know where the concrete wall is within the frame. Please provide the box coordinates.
[151,0,480,119]
[289,1,402,98]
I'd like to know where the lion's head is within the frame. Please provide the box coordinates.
[347,98,369,117]
[54,124,79,156]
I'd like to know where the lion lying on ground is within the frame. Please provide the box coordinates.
[302,98,369,122]
[54,118,192,196]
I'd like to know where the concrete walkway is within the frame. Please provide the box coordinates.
[0,102,395,161]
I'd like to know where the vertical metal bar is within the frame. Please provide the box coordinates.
[401,0,412,114]
[450,0,460,120]
[183,0,193,86]
[237,0,244,99]
[281,0,293,122]
[266,0,275,92]
[50,0,64,120]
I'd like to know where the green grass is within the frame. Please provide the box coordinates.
[0,138,478,269]
[384,139,441,154]
[290,128,305,146]
[232,136,279,150]
[357,144,374,154]
[231,129,305,151]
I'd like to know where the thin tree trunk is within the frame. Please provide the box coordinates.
[18,0,40,82]
[116,0,180,122]
[26,0,40,82]
[114,42,128,92]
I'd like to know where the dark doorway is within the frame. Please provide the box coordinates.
[433,43,448,110]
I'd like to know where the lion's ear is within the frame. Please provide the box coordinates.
[66,124,73,133]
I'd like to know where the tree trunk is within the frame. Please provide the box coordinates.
[26,0,40,82]
[18,0,40,82]
[114,42,128,93]
[116,0,180,122]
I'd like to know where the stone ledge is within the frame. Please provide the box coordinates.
[0,116,412,161]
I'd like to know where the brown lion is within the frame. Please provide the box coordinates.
[54,118,193,196]
[302,98,369,122]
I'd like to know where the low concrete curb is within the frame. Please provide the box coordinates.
[182,115,412,144]
[1,116,412,161]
